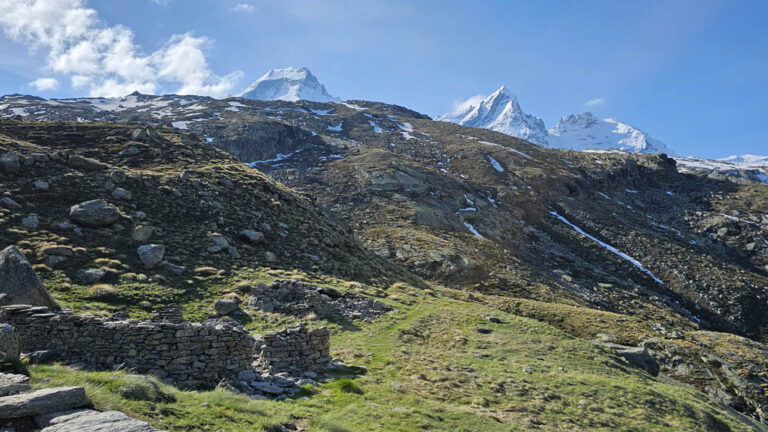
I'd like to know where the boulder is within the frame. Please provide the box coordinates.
[597,342,660,376]
[0,372,30,397]
[0,197,21,209]
[131,225,154,242]
[111,188,132,200]
[69,200,120,227]
[137,244,164,269]
[21,215,40,229]
[25,350,58,365]
[75,268,106,284]
[239,230,265,245]
[0,387,89,419]
[67,155,106,171]
[0,152,20,174]
[0,246,59,309]
[0,324,19,360]
[37,409,159,431]
[213,298,239,315]
[109,170,126,183]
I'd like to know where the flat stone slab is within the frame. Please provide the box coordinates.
[0,387,89,419]
[0,373,30,396]
[38,409,159,431]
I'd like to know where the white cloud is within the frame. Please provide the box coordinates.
[232,3,254,13]
[584,97,606,107]
[29,77,59,91]
[449,94,486,114]
[0,0,241,97]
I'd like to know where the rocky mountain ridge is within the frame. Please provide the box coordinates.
[238,67,339,103]
[439,86,674,154]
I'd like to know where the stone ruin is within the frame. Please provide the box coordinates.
[254,323,330,373]
[1,304,332,389]
[249,279,391,320]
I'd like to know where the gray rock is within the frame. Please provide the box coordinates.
[251,381,285,395]
[179,170,191,181]
[44,255,68,269]
[22,215,39,229]
[239,230,265,245]
[137,244,164,269]
[209,235,229,249]
[38,409,159,431]
[227,246,241,259]
[111,188,132,200]
[0,152,20,174]
[597,342,660,376]
[131,225,154,242]
[34,180,50,191]
[213,298,239,315]
[0,246,59,309]
[0,324,19,360]
[0,372,30,396]
[132,211,147,222]
[264,251,277,262]
[26,350,58,365]
[109,170,126,183]
[68,155,106,171]
[0,387,89,419]
[0,197,21,209]
[75,268,106,284]
[69,200,120,227]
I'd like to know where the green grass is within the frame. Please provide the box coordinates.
[28,289,760,431]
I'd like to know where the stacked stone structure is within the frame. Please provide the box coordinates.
[254,323,331,372]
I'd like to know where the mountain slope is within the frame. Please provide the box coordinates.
[238,67,339,102]
[2,93,768,423]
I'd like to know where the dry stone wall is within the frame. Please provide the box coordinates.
[254,323,331,373]
[0,305,253,387]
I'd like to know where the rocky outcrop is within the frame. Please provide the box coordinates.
[0,385,159,431]
[68,199,120,227]
[0,387,88,419]
[0,246,59,309]
[596,341,659,376]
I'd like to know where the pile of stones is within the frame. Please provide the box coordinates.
[248,279,391,321]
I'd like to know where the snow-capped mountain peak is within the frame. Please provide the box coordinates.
[438,86,549,146]
[548,113,672,154]
[238,66,340,102]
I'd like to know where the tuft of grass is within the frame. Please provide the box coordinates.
[334,379,363,395]
[88,284,117,300]
[0,357,29,376]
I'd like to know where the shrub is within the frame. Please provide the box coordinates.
[113,374,175,402]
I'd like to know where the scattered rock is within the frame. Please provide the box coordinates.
[75,268,106,284]
[67,155,106,171]
[239,230,265,245]
[21,215,39,229]
[131,225,154,242]
[36,409,160,431]
[213,298,239,315]
[111,188,132,200]
[34,180,50,191]
[179,170,191,181]
[596,342,660,376]
[69,199,120,227]
[43,256,68,269]
[0,246,59,309]
[109,170,126,183]
[264,251,277,262]
[0,197,21,209]
[0,152,20,174]
[136,244,164,269]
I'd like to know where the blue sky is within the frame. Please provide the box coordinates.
[0,0,766,158]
